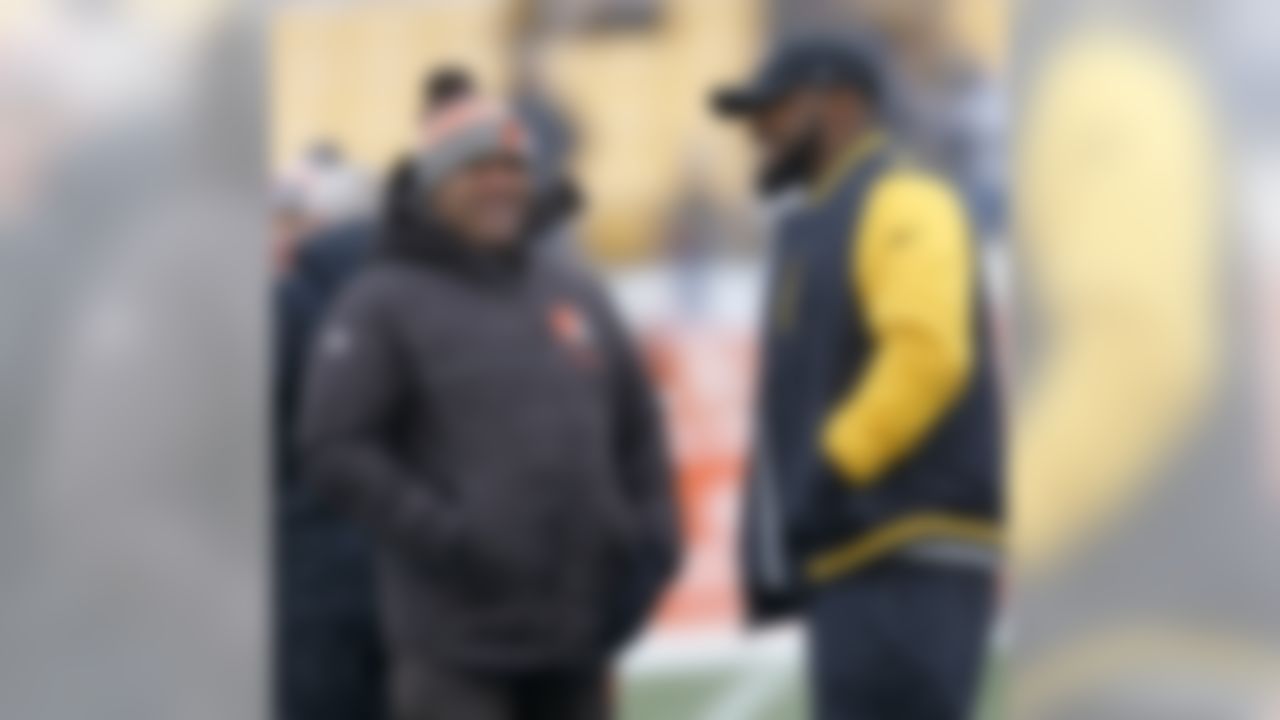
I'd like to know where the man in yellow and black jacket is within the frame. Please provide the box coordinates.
[714,37,1001,720]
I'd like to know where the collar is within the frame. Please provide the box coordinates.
[809,129,887,204]
[380,210,529,282]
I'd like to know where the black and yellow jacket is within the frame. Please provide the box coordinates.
[743,133,1003,621]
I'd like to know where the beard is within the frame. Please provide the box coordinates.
[757,123,824,197]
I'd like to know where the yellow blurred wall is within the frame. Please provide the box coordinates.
[271,0,1003,262]
[271,0,761,263]
[271,0,510,173]
[950,0,1007,70]
[544,0,762,260]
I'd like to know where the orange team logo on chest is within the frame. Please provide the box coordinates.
[548,301,598,365]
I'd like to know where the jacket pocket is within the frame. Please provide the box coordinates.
[789,453,864,547]
[454,480,568,605]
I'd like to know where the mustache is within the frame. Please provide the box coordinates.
[757,126,823,196]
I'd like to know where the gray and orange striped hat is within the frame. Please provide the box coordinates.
[414,98,534,189]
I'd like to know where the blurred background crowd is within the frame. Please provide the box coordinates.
[271,0,1005,268]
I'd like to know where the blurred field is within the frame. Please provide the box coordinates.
[622,665,808,720]
[619,630,808,720]
[618,640,1001,719]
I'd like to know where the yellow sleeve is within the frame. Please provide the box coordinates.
[821,172,975,486]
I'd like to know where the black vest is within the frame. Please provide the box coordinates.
[745,147,1002,616]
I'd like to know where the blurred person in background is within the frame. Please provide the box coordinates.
[271,184,311,278]
[272,145,386,720]
[278,140,376,301]
[273,67,478,720]
[291,141,375,231]
[511,52,577,198]
[714,37,1002,719]
[297,98,679,720]
[856,0,1006,238]
[510,62,583,260]
[1007,5,1280,716]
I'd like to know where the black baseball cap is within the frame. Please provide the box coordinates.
[712,36,884,117]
